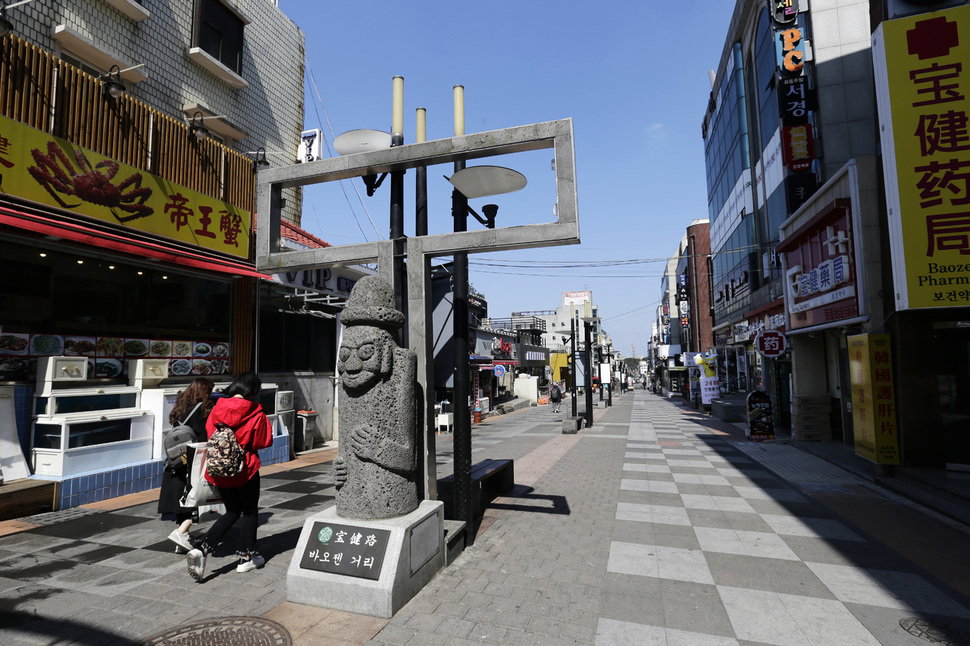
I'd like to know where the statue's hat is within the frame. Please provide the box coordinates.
[342,275,405,329]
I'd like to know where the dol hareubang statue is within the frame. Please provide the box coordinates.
[333,276,419,519]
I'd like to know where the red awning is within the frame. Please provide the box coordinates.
[0,203,270,280]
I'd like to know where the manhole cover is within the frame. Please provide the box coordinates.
[900,617,970,644]
[141,616,291,645]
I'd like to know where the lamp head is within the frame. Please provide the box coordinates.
[189,111,208,141]
[102,65,126,100]
[253,147,269,171]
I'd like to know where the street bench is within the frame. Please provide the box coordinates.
[437,458,515,519]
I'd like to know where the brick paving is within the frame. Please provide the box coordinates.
[1,392,970,645]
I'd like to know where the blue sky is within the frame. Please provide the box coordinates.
[279,1,737,357]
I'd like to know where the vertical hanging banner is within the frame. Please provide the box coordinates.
[873,6,970,309]
[849,334,900,465]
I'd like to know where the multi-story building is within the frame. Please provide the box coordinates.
[537,291,604,389]
[702,0,970,470]
[0,0,304,513]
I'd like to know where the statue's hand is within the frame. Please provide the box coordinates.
[350,423,377,462]
[334,456,347,489]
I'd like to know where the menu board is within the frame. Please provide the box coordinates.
[298,521,390,581]
[0,330,231,381]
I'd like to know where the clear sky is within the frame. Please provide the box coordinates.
[278,0,737,358]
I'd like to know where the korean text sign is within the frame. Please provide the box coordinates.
[849,334,900,465]
[0,114,251,259]
[299,521,390,581]
[872,6,970,309]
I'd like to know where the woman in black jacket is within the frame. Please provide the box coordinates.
[157,377,213,552]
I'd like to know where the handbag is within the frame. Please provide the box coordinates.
[180,442,222,508]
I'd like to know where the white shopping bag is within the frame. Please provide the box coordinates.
[180,442,222,507]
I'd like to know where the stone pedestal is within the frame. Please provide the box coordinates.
[286,500,444,618]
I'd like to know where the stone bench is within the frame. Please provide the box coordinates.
[437,458,515,519]
[562,417,583,434]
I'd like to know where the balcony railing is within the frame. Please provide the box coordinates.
[482,315,547,334]
[0,35,255,213]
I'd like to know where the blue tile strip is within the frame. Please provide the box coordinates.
[48,433,293,510]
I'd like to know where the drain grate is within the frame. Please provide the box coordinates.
[900,617,970,644]
[141,616,291,645]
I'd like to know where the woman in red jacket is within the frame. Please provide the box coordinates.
[186,372,273,582]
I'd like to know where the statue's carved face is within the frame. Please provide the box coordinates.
[338,327,388,391]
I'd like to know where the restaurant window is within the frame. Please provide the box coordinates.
[195,0,245,75]
[0,238,231,340]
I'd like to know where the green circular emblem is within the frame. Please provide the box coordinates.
[318,526,333,543]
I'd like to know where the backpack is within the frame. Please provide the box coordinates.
[162,403,202,474]
[551,385,561,400]
[206,422,246,478]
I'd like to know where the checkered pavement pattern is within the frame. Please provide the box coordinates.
[0,464,338,644]
[597,392,970,645]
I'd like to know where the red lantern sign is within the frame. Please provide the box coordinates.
[757,330,787,357]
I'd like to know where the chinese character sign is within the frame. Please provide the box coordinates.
[873,6,970,309]
[299,521,391,581]
[848,334,900,465]
[0,114,251,259]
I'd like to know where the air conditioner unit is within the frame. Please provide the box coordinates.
[276,390,294,412]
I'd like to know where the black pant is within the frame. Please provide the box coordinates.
[197,472,260,555]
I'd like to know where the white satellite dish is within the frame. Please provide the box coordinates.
[447,165,527,199]
[333,129,392,155]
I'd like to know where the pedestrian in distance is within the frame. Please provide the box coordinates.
[186,372,273,582]
[549,382,563,413]
[158,377,213,553]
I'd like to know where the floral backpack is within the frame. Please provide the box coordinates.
[206,423,246,478]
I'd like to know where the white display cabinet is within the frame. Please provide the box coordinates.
[31,357,156,478]
[32,408,155,477]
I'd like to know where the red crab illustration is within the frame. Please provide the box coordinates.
[27,141,153,222]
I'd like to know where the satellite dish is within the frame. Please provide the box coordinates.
[447,165,527,199]
[333,129,392,155]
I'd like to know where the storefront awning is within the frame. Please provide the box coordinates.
[0,203,271,280]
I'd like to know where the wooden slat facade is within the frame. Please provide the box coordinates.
[0,35,256,217]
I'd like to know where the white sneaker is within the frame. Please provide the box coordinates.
[174,545,188,554]
[187,548,206,582]
[236,552,265,573]
[167,530,193,552]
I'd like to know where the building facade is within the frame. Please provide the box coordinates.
[0,0,304,512]
[703,0,970,469]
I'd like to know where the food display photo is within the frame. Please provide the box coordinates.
[96,337,124,357]
[124,339,149,357]
[193,342,211,357]
[0,333,29,355]
[30,334,64,356]
[172,341,192,358]
[65,337,97,356]
[149,340,172,357]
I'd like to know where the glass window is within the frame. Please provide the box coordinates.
[196,0,245,74]
[0,237,232,340]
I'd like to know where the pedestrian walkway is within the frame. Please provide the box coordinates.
[1,391,970,645]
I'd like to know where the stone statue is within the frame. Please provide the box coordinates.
[333,276,419,519]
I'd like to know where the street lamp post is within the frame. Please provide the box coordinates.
[582,317,594,428]
[606,343,613,407]
[570,318,578,418]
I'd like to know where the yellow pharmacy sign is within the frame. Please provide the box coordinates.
[0,114,251,259]
[848,334,899,465]
[872,6,970,309]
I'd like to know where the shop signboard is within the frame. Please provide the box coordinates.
[781,124,815,172]
[769,0,799,25]
[695,353,720,405]
[756,330,787,357]
[746,390,775,441]
[780,199,861,330]
[0,114,250,259]
[779,77,817,127]
[872,6,970,309]
[849,334,900,465]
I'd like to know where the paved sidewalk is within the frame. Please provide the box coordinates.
[2,391,970,645]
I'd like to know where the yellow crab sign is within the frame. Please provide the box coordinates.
[0,114,250,259]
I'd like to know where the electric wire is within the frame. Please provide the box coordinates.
[305,62,383,241]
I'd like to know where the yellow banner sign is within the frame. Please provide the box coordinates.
[874,6,970,309]
[0,114,250,259]
[849,334,899,465]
